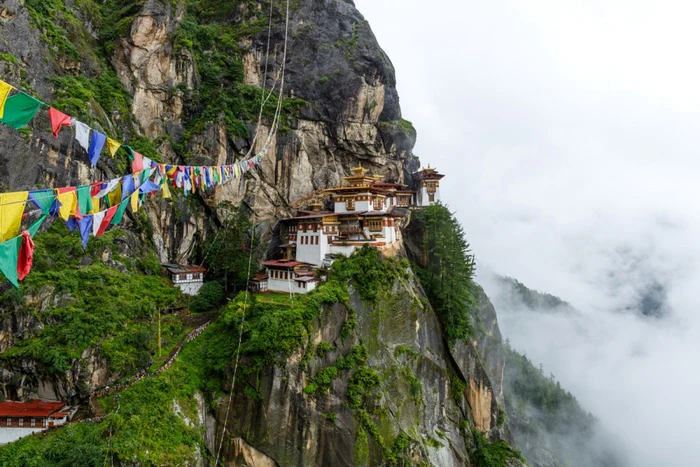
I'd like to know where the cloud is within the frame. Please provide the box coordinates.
[355,0,700,465]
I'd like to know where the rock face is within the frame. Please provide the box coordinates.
[202,273,522,467]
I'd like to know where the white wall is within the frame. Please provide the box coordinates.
[418,186,441,206]
[0,427,44,445]
[267,276,317,294]
[296,231,329,266]
[334,201,347,213]
[328,244,359,257]
[177,282,203,295]
[355,200,371,212]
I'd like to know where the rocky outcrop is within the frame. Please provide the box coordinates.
[112,0,195,139]
[203,271,519,466]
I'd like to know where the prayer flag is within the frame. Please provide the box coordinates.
[94,205,117,237]
[54,187,78,221]
[139,180,160,195]
[48,108,71,138]
[130,191,140,212]
[110,198,130,225]
[161,180,171,199]
[131,151,144,172]
[106,138,121,158]
[17,231,35,281]
[76,185,92,218]
[95,179,119,199]
[92,210,105,237]
[28,189,54,214]
[106,184,122,208]
[122,175,135,200]
[65,217,78,232]
[0,191,28,242]
[0,92,42,130]
[72,120,91,151]
[79,215,93,250]
[88,130,107,166]
[0,236,21,287]
[0,80,12,119]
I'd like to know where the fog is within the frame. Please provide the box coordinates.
[354,0,700,465]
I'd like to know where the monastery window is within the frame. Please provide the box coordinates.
[6,418,10,426]
[31,418,36,427]
[18,419,23,427]
[346,198,355,210]
[315,236,319,245]
[429,193,435,202]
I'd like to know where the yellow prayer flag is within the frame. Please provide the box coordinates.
[0,81,12,119]
[0,191,28,242]
[161,181,171,199]
[90,197,99,214]
[130,192,140,212]
[107,185,122,207]
[54,190,76,222]
[106,138,121,158]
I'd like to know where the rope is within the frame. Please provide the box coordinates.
[214,225,256,465]
[214,2,291,461]
[241,0,277,160]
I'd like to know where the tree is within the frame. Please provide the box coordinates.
[409,203,477,341]
[203,202,259,292]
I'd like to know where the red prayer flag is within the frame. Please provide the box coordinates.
[48,107,71,138]
[96,205,118,237]
[17,230,34,281]
[131,151,144,172]
[90,182,102,197]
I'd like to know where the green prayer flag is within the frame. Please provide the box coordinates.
[110,198,130,225]
[141,166,151,184]
[0,92,43,129]
[0,236,21,288]
[122,145,135,161]
[76,185,92,217]
[27,214,48,237]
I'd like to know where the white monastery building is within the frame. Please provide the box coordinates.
[257,164,444,294]
[414,165,445,207]
[161,264,206,295]
[0,400,72,445]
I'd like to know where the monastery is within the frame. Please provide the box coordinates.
[257,164,444,294]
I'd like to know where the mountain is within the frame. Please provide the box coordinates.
[0,1,616,466]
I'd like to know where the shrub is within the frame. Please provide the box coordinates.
[190,281,224,313]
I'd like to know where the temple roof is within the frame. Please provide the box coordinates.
[0,400,66,418]
[261,259,311,269]
[413,165,445,180]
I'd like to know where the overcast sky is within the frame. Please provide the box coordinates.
[354,0,700,465]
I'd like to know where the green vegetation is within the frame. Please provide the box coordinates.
[497,275,572,310]
[48,72,132,130]
[203,203,260,292]
[408,204,478,342]
[0,222,179,378]
[470,430,526,467]
[330,245,409,301]
[0,53,19,65]
[0,324,213,465]
[24,0,96,61]
[190,281,224,313]
[316,341,334,356]
[505,342,596,437]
